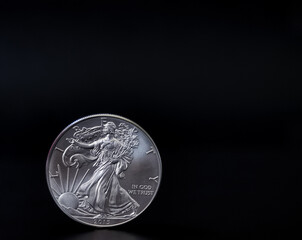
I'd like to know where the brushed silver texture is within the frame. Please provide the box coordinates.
[46,114,161,227]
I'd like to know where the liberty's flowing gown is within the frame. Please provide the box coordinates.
[77,138,139,217]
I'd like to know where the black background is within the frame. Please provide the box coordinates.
[1,1,302,239]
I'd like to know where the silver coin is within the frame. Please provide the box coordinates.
[46,114,161,227]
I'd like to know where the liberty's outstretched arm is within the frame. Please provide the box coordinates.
[69,137,108,149]
[68,138,95,149]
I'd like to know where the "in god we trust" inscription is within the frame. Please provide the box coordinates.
[128,184,154,196]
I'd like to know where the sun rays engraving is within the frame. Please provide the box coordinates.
[49,164,90,212]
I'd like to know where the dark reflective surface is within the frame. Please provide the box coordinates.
[1,1,301,239]
[56,229,152,240]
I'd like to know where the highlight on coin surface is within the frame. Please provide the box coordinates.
[46,114,161,227]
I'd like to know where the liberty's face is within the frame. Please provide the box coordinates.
[102,125,115,135]
[102,126,110,135]
[102,122,116,136]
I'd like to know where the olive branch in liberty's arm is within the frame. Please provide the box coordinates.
[112,138,138,160]
[112,144,131,159]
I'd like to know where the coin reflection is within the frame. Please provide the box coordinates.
[59,229,151,240]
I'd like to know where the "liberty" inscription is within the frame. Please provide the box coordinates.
[146,146,155,155]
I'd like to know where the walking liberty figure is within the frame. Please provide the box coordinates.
[64,121,140,219]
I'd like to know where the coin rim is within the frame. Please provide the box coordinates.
[45,113,162,227]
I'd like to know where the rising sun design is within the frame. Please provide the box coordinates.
[49,150,91,211]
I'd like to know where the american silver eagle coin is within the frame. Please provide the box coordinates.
[46,114,161,227]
